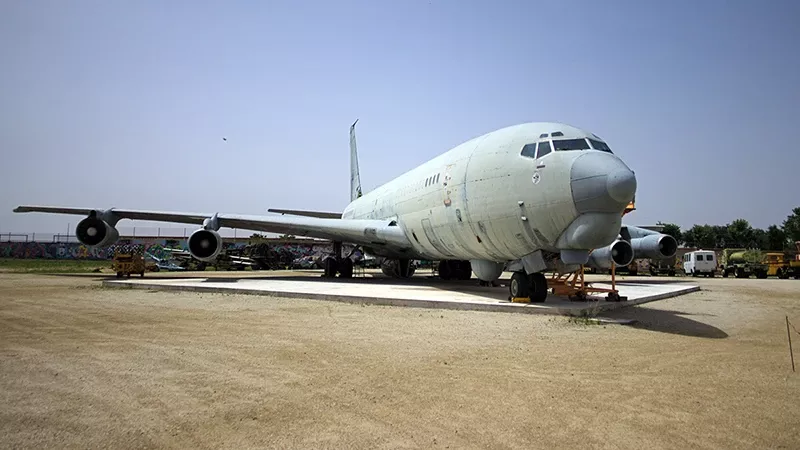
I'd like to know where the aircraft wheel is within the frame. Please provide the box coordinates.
[438,260,453,280]
[323,257,338,278]
[528,272,548,303]
[509,271,530,299]
[339,258,354,278]
[457,261,472,280]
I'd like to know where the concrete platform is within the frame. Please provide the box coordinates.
[103,273,700,316]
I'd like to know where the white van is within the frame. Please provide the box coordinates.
[683,250,717,277]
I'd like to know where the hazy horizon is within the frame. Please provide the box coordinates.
[2,0,799,236]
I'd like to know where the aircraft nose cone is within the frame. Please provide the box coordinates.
[570,152,637,214]
[606,168,637,203]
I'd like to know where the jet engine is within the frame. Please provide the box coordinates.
[381,259,416,278]
[75,216,119,247]
[630,234,678,259]
[187,228,223,262]
[469,260,504,282]
[586,239,634,270]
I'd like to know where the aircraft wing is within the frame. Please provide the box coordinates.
[13,205,412,250]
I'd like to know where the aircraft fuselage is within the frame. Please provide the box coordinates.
[342,122,636,263]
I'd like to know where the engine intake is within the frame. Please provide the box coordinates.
[188,229,223,262]
[630,234,678,259]
[75,217,119,247]
[587,239,634,270]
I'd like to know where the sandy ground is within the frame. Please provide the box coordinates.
[1,272,799,449]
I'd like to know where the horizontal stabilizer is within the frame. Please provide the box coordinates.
[267,208,342,219]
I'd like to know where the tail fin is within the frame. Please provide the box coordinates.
[350,119,363,201]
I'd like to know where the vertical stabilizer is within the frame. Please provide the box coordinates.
[350,119,363,200]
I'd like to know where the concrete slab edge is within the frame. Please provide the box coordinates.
[101,280,700,317]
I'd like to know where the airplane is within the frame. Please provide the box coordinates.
[13,120,676,302]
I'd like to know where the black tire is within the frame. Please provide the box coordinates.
[509,272,530,299]
[528,272,548,303]
[458,261,473,280]
[140,272,145,278]
[339,258,354,278]
[438,260,452,280]
[116,272,123,278]
[668,270,675,277]
[323,257,338,278]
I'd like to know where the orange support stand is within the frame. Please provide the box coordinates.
[547,261,622,302]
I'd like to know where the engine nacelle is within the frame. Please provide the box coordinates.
[75,216,119,247]
[630,234,678,259]
[587,239,635,270]
[470,259,505,281]
[380,259,416,278]
[187,228,223,262]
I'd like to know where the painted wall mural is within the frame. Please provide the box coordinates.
[0,239,339,260]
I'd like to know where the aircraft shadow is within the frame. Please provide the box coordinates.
[606,306,728,339]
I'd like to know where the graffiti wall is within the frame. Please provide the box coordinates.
[0,239,339,260]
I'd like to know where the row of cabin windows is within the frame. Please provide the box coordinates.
[424,173,440,187]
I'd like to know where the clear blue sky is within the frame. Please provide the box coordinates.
[1,0,798,236]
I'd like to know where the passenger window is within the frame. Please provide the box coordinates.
[521,144,537,158]
[537,141,552,158]
[706,255,714,261]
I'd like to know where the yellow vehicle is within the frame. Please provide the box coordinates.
[765,251,800,279]
[111,244,146,278]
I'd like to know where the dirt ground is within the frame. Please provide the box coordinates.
[1,272,799,449]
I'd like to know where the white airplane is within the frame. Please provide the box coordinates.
[14,121,675,302]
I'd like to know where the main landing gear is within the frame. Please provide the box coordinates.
[322,241,354,279]
[508,271,548,303]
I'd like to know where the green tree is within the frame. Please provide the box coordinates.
[766,225,787,251]
[783,207,800,242]
[751,228,768,249]
[658,222,683,245]
[711,225,729,248]
[684,225,716,248]
[726,219,754,248]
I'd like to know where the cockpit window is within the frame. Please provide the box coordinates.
[552,138,590,151]
[520,143,537,158]
[536,141,552,158]
[588,138,613,153]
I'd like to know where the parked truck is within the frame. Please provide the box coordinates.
[649,255,677,276]
[764,251,800,279]
[719,248,768,279]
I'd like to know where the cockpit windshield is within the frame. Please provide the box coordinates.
[588,138,613,153]
[552,138,591,151]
